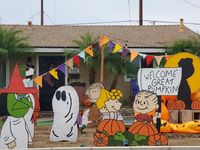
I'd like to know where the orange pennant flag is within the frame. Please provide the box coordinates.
[112,44,122,53]
[84,45,94,57]
[155,56,163,65]
[130,51,139,62]
[65,58,73,69]
[33,76,43,88]
[99,35,110,47]
[165,55,172,61]
[49,69,59,80]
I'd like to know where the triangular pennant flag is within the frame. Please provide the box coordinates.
[121,47,129,60]
[165,55,172,61]
[33,76,43,88]
[65,58,73,69]
[155,56,163,65]
[92,42,100,51]
[57,64,65,74]
[112,43,122,53]
[43,73,54,87]
[84,45,94,57]
[99,35,110,47]
[139,53,147,59]
[73,55,81,67]
[146,55,155,66]
[49,68,59,80]
[78,51,85,61]
[106,41,116,52]
[130,51,139,62]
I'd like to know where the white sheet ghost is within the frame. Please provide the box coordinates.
[50,85,79,142]
[0,94,35,149]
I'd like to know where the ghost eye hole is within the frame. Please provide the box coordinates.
[56,91,61,100]
[61,91,66,101]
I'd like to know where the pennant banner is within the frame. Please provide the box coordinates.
[146,55,155,66]
[33,76,43,88]
[57,64,66,74]
[121,47,129,60]
[65,58,73,69]
[43,73,54,87]
[99,35,110,47]
[107,41,116,52]
[49,69,59,80]
[130,51,139,62]
[155,56,163,65]
[73,55,81,67]
[78,51,86,61]
[113,44,122,53]
[84,45,94,57]
[139,53,147,59]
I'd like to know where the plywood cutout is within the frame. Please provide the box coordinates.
[50,85,79,142]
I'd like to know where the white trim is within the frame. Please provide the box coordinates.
[129,48,165,53]
[32,48,77,53]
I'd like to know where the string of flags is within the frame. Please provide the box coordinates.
[33,35,172,88]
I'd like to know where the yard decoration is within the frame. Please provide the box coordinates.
[148,134,168,146]
[165,52,200,110]
[23,64,35,87]
[50,85,79,142]
[0,64,38,149]
[191,100,200,110]
[93,88,127,146]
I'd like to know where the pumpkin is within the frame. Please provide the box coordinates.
[161,103,169,121]
[167,101,175,110]
[191,88,200,101]
[93,132,108,146]
[191,100,200,110]
[128,121,158,136]
[148,134,168,146]
[97,119,126,136]
[174,100,185,110]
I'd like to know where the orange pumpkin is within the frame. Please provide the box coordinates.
[174,100,185,110]
[161,103,169,121]
[93,132,109,146]
[128,121,158,136]
[162,95,177,104]
[97,119,126,136]
[167,101,175,110]
[148,134,168,146]
[191,100,200,110]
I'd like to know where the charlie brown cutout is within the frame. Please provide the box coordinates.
[93,89,126,146]
[128,90,168,146]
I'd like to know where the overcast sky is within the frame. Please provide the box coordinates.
[0,0,200,33]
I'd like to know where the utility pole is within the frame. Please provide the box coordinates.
[139,0,143,26]
[41,0,44,25]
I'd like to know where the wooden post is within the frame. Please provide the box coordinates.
[100,46,104,84]
[41,0,44,25]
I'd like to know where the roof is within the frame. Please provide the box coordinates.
[0,25,198,48]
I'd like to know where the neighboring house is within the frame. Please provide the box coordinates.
[0,23,198,111]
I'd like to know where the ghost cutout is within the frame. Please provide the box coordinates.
[50,85,79,142]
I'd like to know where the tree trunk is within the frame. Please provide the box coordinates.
[109,74,119,91]
[89,66,96,85]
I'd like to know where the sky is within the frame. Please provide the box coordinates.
[0,0,200,33]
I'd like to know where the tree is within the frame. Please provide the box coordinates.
[0,26,31,58]
[168,36,200,56]
[66,33,99,85]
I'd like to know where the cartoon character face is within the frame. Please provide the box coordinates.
[133,91,159,114]
[104,99,122,112]
[7,93,33,118]
[52,86,79,116]
[86,83,104,103]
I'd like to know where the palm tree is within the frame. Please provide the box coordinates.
[168,36,200,56]
[66,33,99,85]
[0,26,31,58]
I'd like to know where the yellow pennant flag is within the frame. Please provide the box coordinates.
[155,56,163,65]
[130,51,139,62]
[112,44,122,53]
[33,76,43,88]
[65,58,73,69]
[99,35,110,47]
[84,45,94,57]
[49,69,59,80]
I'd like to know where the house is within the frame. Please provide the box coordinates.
[0,22,198,111]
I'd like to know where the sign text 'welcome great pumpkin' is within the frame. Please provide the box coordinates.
[138,68,182,95]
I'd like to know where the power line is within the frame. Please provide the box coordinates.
[44,12,55,25]
[181,0,200,9]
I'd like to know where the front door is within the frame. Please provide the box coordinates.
[39,56,65,111]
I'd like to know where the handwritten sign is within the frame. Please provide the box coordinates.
[138,68,182,95]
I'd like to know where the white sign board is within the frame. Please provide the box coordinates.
[138,68,182,95]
